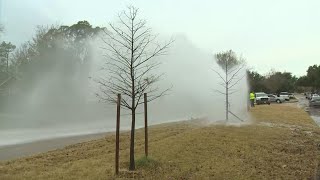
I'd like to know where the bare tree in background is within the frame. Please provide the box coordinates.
[213,50,246,121]
[97,6,173,171]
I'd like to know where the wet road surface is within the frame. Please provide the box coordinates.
[296,94,320,126]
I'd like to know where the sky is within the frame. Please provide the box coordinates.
[0,0,319,76]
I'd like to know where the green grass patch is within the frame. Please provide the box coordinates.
[135,156,160,169]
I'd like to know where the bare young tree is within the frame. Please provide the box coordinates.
[213,50,246,121]
[97,6,173,171]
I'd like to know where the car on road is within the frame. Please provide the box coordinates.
[255,92,270,105]
[306,93,319,100]
[268,94,285,103]
[280,92,290,101]
[309,96,320,107]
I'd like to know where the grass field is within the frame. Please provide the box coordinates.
[0,104,320,179]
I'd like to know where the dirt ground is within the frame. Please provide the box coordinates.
[0,104,320,179]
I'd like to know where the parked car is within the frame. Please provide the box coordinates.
[268,94,285,103]
[309,96,320,107]
[306,93,319,100]
[280,92,290,101]
[288,93,295,99]
[255,92,270,105]
[312,94,320,98]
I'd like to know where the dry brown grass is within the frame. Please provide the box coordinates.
[251,104,318,127]
[0,104,320,179]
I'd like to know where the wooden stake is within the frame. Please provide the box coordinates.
[144,93,148,157]
[115,94,121,175]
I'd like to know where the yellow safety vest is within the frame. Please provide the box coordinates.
[250,93,255,100]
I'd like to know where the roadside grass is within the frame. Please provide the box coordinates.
[0,104,319,179]
[251,104,318,127]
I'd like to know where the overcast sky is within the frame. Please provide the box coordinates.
[1,0,319,76]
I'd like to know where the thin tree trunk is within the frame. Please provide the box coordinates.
[129,107,135,170]
[129,65,136,170]
[129,17,135,171]
[226,85,228,121]
[6,52,9,74]
[129,71,135,170]
[225,62,229,121]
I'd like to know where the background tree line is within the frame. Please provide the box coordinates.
[247,66,320,94]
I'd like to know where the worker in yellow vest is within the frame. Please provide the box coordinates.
[250,91,255,107]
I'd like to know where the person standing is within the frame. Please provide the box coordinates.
[250,91,255,107]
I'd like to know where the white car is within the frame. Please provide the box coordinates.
[280,92,290,101]
[306,93,319,100]
[255,92,270,105]
[288,93,295,99]
[268,94,285,103]
[310,96,320,106]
